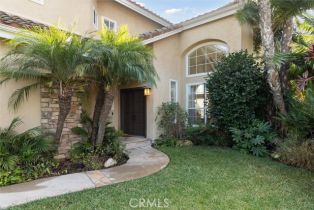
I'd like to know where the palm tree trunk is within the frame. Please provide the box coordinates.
[55,93,72,143]
[280,17,293,95]
[258,0,287,115]
[96,90,114,145]
[90,84,105,146]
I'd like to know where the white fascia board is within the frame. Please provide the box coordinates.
[143,3,240,45]
[114,0,171,27]
[0,24,19,39]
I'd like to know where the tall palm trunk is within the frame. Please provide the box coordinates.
[258,0,287,115]
[55,91,73,143]
[96,90,114,145]
[280,17,294,95]
[90,84,105,146]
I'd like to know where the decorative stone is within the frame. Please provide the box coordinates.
[177,140,193,146]
[40,84,83,158]
[104,158,117,168]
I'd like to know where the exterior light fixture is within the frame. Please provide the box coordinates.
[144,88,151,96]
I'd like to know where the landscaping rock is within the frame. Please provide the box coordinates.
[104,158,117,168]
[177,140,193,146]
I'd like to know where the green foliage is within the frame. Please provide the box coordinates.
[274,137,314,171]
[86,26,158,89]
[230,120,276,157]
[207,51,267,130]
[70,113,125,169]
[0,25,90,111]
[154,136,178,147]
[0,168,24,187]
[236,0,314,51]
[186,124,232,146]
[279,89,314,139]
[156,102,188,139]
[0,118,55,186]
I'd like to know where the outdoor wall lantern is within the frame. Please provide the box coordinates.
[144,88,151,96]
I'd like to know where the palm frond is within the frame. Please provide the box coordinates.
[8,82,40,111]
[236,0,259,26]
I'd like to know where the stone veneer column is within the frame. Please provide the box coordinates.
[40,86,82,158]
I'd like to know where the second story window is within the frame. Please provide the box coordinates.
[103,17,117,31]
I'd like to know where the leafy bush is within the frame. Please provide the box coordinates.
[0,168,24,186]
[230,120,276,157]
[154,136,178,147]
[155,102,188,139]
[207,50,267,130]
[70,113,126,169]
[274,138,314,171]
[186,124,231,146]
[278,88,314,139]
[0,118,54,186]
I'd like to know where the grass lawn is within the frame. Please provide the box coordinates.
[11,146,314,210]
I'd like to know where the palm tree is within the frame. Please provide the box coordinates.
[87,26,157,145]
[237,0,314,94]
[257,0,287,114]
[0,26,89,145]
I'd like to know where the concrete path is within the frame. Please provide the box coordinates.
[0,137,169,209]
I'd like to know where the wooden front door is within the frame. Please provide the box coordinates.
[120,88,146,137]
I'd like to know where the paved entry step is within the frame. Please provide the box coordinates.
[122,137,152,149]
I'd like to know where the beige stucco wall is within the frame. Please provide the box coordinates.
[146,15,253,139]
[96,0,162,35]
[0,0,97,34]
[0,0,162,36]
[0,40,41,132]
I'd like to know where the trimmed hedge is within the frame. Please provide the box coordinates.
[207,50,267,129]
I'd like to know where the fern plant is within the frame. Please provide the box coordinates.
[0,118,53,170]
[279,88,314,139]
[230,120,276,157]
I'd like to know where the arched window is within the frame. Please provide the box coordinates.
[186,43,228,76]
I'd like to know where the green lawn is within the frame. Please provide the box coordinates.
[12,146,314,210]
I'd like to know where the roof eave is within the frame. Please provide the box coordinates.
[114,0,172,27]
[143,2,241,45]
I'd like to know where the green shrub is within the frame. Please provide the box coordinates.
[186,124,231,146]
[274,138,314,171]
[156,102,188,139]
[230,120,276,157]
[0,168,24,187]
[154,136,178,147]
[0,118,54,186]
[206,50,267,130]
[278,88,314,139]
[70,119,125,169]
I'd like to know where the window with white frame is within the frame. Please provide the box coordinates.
[103,17,117,31]
[187,43,228,76]
[170,80,178,102]
[93,9,98,28]
[187,83,207,125]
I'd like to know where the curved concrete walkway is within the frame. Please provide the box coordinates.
[0,137,169,209]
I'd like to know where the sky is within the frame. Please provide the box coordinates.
[136,0,232,23]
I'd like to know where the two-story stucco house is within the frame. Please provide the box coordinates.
[0,0,253,153]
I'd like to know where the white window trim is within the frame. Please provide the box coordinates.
[93,8,99,29]
[186,82,208,125]
[30,0,44,5]
[185,42,229,78]
[169,79,178,103]
[103,17,117,32]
